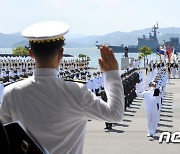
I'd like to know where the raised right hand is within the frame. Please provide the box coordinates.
[98,45,119,73]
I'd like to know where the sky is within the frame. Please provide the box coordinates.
[0,0,180,35]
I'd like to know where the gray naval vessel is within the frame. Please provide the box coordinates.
[164,37,180,52]
[96,24,160,53]
[96,24,180,54]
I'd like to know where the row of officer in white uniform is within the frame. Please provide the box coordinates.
[144,66,159,90]
[0,57,35,72]
[60,58,89,71]
[86,71,104,96]
[0,55,89,76]
[153,68,167,123]
[169,63,180,79]
[136,68,167,137]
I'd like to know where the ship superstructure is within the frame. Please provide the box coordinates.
[96,24,160,53]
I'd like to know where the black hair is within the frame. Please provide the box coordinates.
[29,40,65,61]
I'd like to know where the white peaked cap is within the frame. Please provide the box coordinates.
[21,21,70,42]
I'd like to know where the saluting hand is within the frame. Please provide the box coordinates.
[98,45,119,73]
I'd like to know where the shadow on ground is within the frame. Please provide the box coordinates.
[105,98,143,133]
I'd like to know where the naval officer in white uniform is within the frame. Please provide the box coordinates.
[136,82,158,137]
[178,65,180,78]
[0,21,124,154]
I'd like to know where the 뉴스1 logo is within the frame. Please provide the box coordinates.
[159,132,180,143]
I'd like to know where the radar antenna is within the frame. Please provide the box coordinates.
[156,22,159,29]
[152,23,158,38]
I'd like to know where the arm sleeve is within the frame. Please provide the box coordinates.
[0,89,12,124]
[81,70,124,122]
[135,90,145,98]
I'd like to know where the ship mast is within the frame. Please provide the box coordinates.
[152,23,158,39]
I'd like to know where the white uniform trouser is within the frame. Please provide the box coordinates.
[146,110,158,135]
[172,70,176,78]
[157,103,161,123]
[167,78,170,84]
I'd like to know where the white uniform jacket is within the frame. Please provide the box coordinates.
[0,68,124,154]
[136,89,157,111]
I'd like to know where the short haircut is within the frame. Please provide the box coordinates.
[29,40,65,61]
[149,82,156,87]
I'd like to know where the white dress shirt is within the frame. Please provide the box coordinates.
[0,68,124,154]
[0,83,4,102]
[86,79,93,91]
[136,89,157,111]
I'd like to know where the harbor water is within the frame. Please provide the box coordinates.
[0,47,160,68]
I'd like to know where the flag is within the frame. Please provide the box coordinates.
[173,46,178,55]
[159,46,165,55]
[157,46,166,55]
[172,46,178,62]
[156,46,165,55]
[156,47,160,55]
[166,45,172,59]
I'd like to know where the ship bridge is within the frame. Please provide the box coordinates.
[137,24,159,50]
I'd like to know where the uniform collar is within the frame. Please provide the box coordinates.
[33,68,58,76]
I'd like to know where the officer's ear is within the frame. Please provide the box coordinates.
[29,48,34,59]
[58,48,64,59]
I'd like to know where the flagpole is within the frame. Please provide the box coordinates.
[163,40,166,65]
[156,52,157,63]
[172,46,176,63]
[160,54,162,63]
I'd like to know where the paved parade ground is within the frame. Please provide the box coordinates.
[84,77,180,154]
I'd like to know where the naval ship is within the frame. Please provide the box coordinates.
[96,24,160,53]
[164,37,180,52]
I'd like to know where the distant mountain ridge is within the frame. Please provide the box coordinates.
[1,27,180,48]
[0,33,27,48]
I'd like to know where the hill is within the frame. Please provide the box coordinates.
[1,27,180,48]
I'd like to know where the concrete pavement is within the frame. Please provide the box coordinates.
[83,78,180,154]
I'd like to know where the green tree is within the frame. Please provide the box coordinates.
[139,46,152,68]
[78,54,91,61]
[12,46,29,56]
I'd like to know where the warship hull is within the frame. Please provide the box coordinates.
[96,24,161,53]
[96,24,180,53]
[96,45,157,53]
